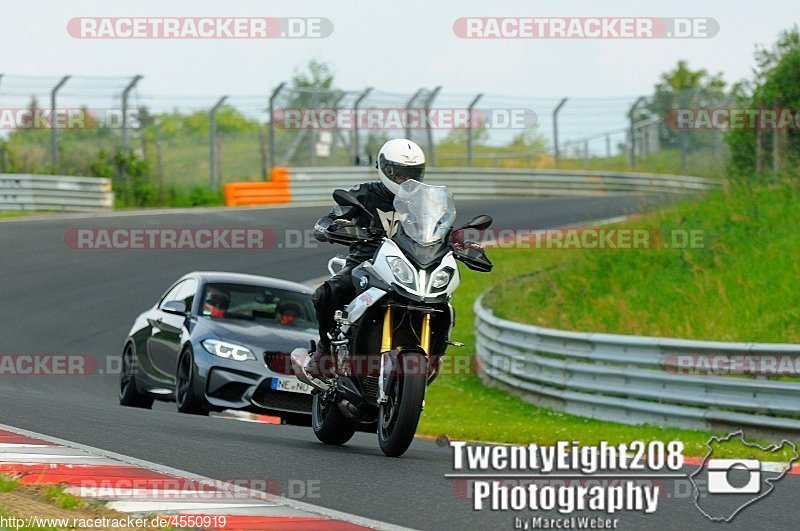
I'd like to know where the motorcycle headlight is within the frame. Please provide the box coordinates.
[386,256,416,288]
[202,339,255,361]
[431,269,451,290]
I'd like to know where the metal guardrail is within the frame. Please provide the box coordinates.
[474,294,800,436]
[0,174,114,212]
[287,167,720,202]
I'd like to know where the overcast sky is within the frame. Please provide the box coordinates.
[2,0,798,99]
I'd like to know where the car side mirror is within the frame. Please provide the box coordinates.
[161,300,187,315]
[456,214,493,231]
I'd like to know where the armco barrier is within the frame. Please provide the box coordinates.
[0,174,113,212]
[474,294,800,437]
[224,167,721,205]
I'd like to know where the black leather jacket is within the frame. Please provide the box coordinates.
[314,182,396,268]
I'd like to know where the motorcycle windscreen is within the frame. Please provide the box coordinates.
[393,180,456,245]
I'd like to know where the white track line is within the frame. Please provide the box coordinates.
[0,422,413,531]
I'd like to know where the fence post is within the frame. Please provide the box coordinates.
[424,86,441,166]
[405,88,425,140]
[259,127,268,179]
[773,129,780,178]
[678,91,689,174]
[772,99,781,178]
[466,93,483,167]
[268,82,286,174]
[628,96,645,170]
[121,75,143,153]
[209,96,227,190]
[605,133,611,158]
[352,87,372,165]
[552,98,568,167]
[755,101,764,175]
[50,75,70,168]
[156,140,164,190]
[583,139,589,168]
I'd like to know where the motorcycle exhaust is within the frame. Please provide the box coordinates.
[290,348,330,392]
[337,399,361,419]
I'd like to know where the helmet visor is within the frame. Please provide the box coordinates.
[381,158,425,185]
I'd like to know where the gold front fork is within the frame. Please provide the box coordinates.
[381,306,393,352]
[381,305,431,358]
[420,313,431,358]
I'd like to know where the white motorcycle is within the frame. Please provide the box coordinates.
[292,179,492,457]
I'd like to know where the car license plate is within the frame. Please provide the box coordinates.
[270,377,313,394]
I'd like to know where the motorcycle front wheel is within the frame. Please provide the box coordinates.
[378,351,427,457]
[312,392,356,445]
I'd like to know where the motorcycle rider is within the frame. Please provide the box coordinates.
[306,138,426,377]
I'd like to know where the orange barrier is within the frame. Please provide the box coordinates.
[223,167,291,206]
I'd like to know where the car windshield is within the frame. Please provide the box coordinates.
[393,179,456,245]
[199,283,317,332]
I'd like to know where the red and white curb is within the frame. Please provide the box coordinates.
[0,423,409,530]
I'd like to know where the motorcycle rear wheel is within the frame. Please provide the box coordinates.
[312,392,356,445]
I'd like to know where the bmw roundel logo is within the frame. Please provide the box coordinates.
[359,276,368,288]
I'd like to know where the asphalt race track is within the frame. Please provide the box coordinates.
[2,195,796,530]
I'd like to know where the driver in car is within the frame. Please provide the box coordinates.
[202,287,230,318]
[276,301,302,326]
[307,138,426,377]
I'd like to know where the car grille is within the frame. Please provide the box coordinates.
[264,351,293,375]
[252,380,312,412]
[362,376,379,400]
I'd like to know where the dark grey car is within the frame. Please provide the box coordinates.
[119,271,318,423]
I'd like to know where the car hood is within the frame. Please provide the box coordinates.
[195,317,315,351]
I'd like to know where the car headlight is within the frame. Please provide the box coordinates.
[386,256,416,288]
[202,339,255,361]
[431,269,451,290]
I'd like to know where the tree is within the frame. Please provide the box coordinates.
[727,26,800,177]
[648,60,727,150]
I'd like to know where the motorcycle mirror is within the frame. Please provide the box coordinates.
[333,189,361,208]
[332,189,373,219]
[457,214,493,231]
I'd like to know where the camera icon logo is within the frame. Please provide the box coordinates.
[707,459,761,494]
[690,431,799,522]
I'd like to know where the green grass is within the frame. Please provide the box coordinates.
[0,211,30,219]
[418,178,800,458]
[0,476,18,493]
[43,486,83,510]
[486,180,800,343]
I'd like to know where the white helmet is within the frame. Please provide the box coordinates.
[376,139,426,194]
